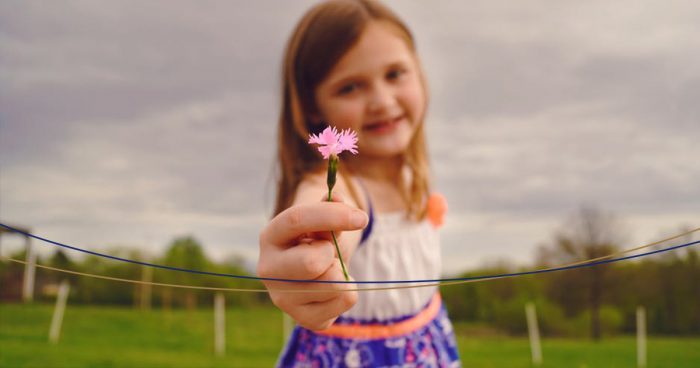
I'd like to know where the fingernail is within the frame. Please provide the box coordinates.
[351,211,368,228]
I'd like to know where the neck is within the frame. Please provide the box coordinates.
[345,154,403,183]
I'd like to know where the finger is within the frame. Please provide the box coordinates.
[297,229,339,243]
[300,290,358,330]
[263,261,354,310]
[259,239,335,280]
[286,304,337,331]
[262,202,368,248]
[305,229,340,243]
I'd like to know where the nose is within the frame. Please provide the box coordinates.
[367,82,396,114]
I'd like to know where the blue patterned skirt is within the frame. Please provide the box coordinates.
[277,294,461,367]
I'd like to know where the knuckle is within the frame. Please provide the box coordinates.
[295,312,316,330]
[301,252,326,277]
[287,206,303,231]
[256,261,269,278]
[269,292,287,310]
[256,255,275,278]
[341,291,358,310]
[258,228,267,245]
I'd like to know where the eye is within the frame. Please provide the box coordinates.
[386,68,405,81]
[338,82,358,95]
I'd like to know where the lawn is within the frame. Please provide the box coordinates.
[1,303,699,367]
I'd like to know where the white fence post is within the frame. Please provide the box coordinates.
[637,306,647,368]
[49,280,70,344]
[526,302,543,366]
[214,293,226,356]
[22,237,36,302]
[140,266,152,310]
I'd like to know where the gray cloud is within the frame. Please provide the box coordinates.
[2,0,698,273]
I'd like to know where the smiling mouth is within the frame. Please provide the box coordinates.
[364,115,405,132]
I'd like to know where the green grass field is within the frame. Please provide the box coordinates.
[1,303,699,367]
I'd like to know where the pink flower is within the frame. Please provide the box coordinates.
[307,125,358,281]
[308,126,358,159]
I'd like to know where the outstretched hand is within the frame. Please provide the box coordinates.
[258,194,368,330]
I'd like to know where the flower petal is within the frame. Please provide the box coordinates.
[318,145,332,159]
[320,126,339,145]
[308,125,359,159]
[308,133,324,145]
[339,129,358,154]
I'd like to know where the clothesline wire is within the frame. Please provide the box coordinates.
[0,222,696,285]
[0,223,697,293]
[2,239,698,293]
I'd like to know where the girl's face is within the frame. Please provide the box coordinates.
[314,21,426,159]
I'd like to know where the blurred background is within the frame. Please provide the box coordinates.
[1,1,699,367]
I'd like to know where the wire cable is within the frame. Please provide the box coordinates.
[2,237,698,293]
[1,222,697,284]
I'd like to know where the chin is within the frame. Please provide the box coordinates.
[360,141,411,157]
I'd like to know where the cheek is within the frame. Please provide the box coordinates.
[400,82,426,122]
[321,100,364,129]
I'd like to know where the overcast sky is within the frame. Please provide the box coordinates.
[1,0,699,275]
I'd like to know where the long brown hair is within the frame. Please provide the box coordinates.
[274,0,431,220]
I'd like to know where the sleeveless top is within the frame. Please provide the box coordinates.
[343,211,441,321]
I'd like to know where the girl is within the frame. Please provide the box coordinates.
[258,0,460,366]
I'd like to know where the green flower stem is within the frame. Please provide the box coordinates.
[327,155,349,281]
[327,155,338,192]
[330,228,350,282]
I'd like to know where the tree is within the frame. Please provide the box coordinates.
[47,249,79,287]
[161,236,209,309]
[538,206,625,340]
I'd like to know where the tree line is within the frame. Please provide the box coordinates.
[1,207,697,338]
[441,207,699,338]
[0,236,267,308]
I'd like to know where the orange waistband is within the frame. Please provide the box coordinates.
[316,293,442,340]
